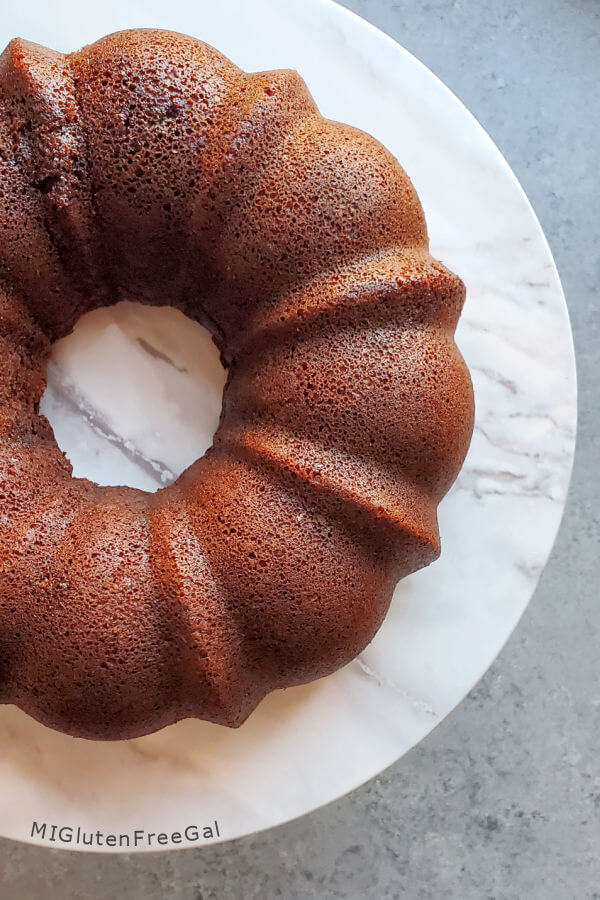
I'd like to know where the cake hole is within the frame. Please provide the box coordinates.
[40,301,226,491]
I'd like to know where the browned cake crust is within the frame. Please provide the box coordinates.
[0,29,474,740]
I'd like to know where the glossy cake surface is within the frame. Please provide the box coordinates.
[0,29,473,739]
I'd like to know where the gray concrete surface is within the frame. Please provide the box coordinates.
[1,1,598,897]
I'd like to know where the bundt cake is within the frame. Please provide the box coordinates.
[0,29,474,740]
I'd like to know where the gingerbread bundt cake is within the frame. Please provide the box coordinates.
[0,29,473,740]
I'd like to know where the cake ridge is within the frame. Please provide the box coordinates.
[3,39,108,315]
[215,425,440,553]
[234,258,465,357]
[148,483,266,728]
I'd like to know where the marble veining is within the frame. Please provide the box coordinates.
[0,0,576,851]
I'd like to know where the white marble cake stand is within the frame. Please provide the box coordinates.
[0,0,576,852]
